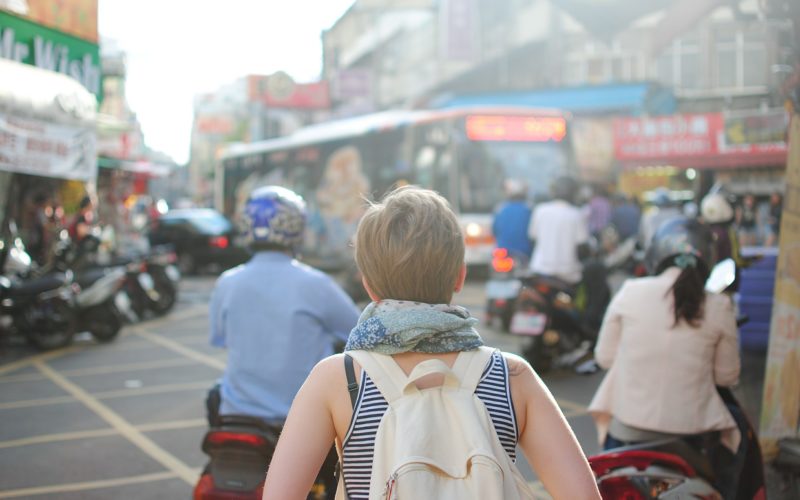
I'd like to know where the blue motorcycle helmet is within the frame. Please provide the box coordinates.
[244,186,307,250]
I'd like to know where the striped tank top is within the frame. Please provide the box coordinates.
[341,351,518,500]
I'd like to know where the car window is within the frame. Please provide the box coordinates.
[186,213,232,234]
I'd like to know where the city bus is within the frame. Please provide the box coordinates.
[219,107,574,274]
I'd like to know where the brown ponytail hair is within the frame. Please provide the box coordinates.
[660,256,710,327]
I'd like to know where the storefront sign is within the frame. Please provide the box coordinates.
[0,11,101,97]
[614,111,788,168]
[248,74,330,110]
[16,0,98,43]
[725,110,788,146]
[0,112,96,181]
[761,116,800,456]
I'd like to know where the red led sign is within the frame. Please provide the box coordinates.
[466,115,567,142]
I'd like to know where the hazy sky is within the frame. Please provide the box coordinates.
[99,0,355,165]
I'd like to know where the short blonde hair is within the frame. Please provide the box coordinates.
[355,186,464,304]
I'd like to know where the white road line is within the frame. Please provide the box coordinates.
[34,361,198,485]
[133,329,225,371]
[0,471,179,498]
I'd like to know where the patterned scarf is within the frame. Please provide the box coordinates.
[345,299,484,354]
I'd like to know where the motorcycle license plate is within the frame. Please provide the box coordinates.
[138,272,155,290]
[510,312,547,336]
[165,265,181,282]
[485,279,521,299]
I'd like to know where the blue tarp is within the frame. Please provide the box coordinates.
[434,83,676,116]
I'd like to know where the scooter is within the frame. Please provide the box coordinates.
[589,387,766,500]
[0,237,77,350]
[144,246,180,316]
[508,273,595,373]
[194,415,338,499]
[589,260,766,499]
[485,248,525,332]
[50,234,134,343]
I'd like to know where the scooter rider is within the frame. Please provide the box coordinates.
[207,186,360,425]
[492,179,532,263]
[589,216,741,495]
[527,175,589,287]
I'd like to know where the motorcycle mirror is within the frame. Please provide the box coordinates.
[705,258,736,294]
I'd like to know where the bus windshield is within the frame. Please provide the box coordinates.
[458,141,567,213]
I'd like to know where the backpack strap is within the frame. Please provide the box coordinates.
[343,354,358,409]
[346,350,407,403]
[451,346,497,392]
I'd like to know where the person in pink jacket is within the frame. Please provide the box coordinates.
[589,216,741,454]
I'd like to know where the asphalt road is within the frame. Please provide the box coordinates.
[0,274,769,499]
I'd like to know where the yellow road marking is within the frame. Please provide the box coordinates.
[93,381,214,400]
[133,329,225,370]
[0,381,214,410]
[136,418,207,433]
[34,361,198,485]
[0,471,179,499]
[0,395,75,410]
[556,398,589,413]
[0,428,119,449]
[0,346,79,376]
[0,418,208,450]
[0,357,198,384]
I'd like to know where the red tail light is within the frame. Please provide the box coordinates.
[167,252,178,264]
[194,473,263,500]
[589,450,695,477]
[596,476,646,500]
[492,248,514,273]
[205,431,268,448]
[209,236,229,249]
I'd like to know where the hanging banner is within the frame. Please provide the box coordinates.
[760,115,800,456]
[0,112,96,181]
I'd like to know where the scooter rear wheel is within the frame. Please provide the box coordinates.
[88,305,123,343]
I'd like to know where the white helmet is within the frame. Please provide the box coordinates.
[504,179,527,199]
[701,193,734,224]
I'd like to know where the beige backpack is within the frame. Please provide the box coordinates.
[339,346,537,500]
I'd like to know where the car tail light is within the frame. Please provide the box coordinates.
[194,473,263,500]
[205,431,268,448]
[210,236,229,249]
[491,248,514,273]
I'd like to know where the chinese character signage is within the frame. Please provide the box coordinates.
[614,112,788,168]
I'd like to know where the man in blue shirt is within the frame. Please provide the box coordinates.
[491,179,532,261]
[207,186,360,423]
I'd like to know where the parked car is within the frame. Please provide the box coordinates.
[149,209,249,274]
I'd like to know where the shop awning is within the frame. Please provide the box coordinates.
[433,83,676,116]
[0,58,96,126]
[98,157,173,177]
[0,59,97,181]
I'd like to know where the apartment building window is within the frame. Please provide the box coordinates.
[714,23,767,89]
[656,32,701,90]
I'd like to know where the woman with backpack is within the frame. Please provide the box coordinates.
[262,186,600,499]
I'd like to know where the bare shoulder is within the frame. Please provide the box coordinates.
[501,351,534,378]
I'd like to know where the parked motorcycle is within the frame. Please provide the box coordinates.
[144,246,180,316]
[0,237,77,350]
[51,234,133,343]
[485,248,525,331]
[194,415,337,499]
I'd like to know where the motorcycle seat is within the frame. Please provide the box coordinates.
[11,274,69,296]
[75,268,110,288]
[609,437,716,481]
